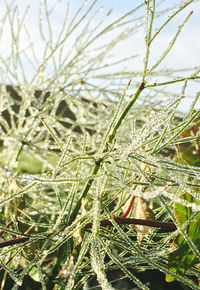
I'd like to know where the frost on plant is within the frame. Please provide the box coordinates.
[0,1,200,289]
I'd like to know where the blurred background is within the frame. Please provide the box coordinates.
[0,0,199,112]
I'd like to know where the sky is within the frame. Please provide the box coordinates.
[0,0,199,112]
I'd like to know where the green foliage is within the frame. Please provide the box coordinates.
[167,193,200,281]
[0,0,200,289]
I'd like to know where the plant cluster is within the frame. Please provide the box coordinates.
[0,1,200,289]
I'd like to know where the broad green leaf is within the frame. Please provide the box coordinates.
[167,193,200,280]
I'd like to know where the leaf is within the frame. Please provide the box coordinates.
[122,197,155,243]
[4,178,25,221]
[56,238,74,269]
[5,178,41,260]
[175,122,200,167]
[17,221,41,260]
[167,193,200,280]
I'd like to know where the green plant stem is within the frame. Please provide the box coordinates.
[154,109,200,153]
[145,76,200,88]
[68,159,100,225]
[143,0,155,80]
[0,221,13,236]
[148,10,193,75]
[107,81,146,145]
[149,0,194,45]
[68,81,145,226]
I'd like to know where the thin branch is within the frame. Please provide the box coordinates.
[0,237,29,249]
[0,221,13,237]
[146,76,200,88]
[85,217,177,231]
[68,81,145,226]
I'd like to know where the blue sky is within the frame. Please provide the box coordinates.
[1,0,199,72]
[0,0,199,111]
